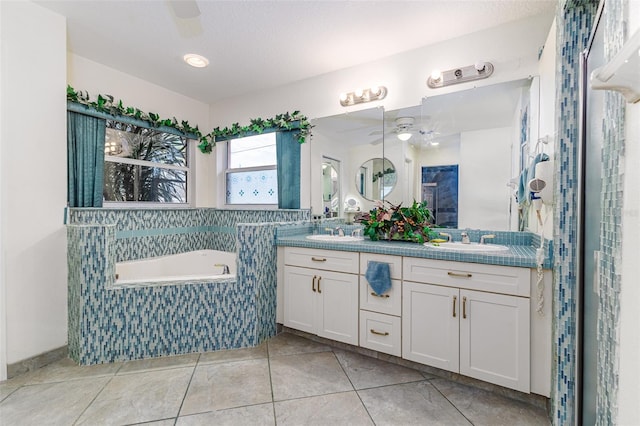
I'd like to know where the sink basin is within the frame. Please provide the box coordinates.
[306,234,364,242]
[424,242,510,253]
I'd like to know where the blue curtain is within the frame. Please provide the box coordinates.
[67,111,106,207]
[276,132,301,209]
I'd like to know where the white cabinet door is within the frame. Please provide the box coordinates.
[317,270,359,345]
[283,266,316,335]
[459,289,530,393]
[402,281,459,372]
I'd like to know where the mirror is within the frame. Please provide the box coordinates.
[356,157,397,201]
[309,107,384,217]
[321,156,340,217]
[383,78,536,230]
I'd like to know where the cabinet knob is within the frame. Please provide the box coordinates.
[371,292,390,298]
[453,295,457,318]
[311,257,327,262]
[312,275,317,292]
[317,276,322,293]
[370,329,389,336]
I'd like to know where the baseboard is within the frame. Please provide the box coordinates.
[6,346,68,379]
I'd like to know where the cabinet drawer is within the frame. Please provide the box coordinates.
[360,253,402,279]
[360,277,401,316]
[359,311,401,357]
[403,258,530,297]
[284,247,359,274]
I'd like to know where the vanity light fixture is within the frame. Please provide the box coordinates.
[183,53,209,68]
[427,61,494,89]
[339,86,387,107]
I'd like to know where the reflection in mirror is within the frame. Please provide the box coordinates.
[321,156,340,217]
[382,78,536,231]
[356,158,397,201]
[309,107,384,217]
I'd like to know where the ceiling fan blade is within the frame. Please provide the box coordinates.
[169,0,200,19]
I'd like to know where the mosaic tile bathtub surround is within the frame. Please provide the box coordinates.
[67,208,310,364]
[553,1,598,425]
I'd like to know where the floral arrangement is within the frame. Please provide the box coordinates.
[356,200,436,243]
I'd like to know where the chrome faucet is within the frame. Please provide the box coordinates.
[461,232,470,244]
[215,264,230,274]
[335,226,345,237]
[439,232,452,242]
[480,234,496,244]
[324,227,335,236]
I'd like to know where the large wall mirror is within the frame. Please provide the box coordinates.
[383,78,536,230]
[310,107,385,216]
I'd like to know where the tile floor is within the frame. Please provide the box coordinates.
[0,332,550,425]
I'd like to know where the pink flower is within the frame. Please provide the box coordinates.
[382,212,391,221]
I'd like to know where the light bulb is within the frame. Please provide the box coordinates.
[475,61,486,72]
[370,86,380,96]
[430,70,442,81]
[354,88,364,98]
[183,53,209,68]
[397,132,412,141]
[339,93,348,102]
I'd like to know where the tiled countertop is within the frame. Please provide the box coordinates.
[276,234,552,269]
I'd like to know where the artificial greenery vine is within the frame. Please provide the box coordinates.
[66,85,312,154]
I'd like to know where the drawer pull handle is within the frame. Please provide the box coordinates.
[463,296,467,319]
[317,276,322,293]
[452,295,457,318]
[371,292,390,298]
[311,257,327,262]
[448,272,472,278]
[312,276,317,292]
[370,329,389,336]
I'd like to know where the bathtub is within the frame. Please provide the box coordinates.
[115,250,236,286]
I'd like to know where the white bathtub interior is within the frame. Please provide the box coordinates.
[115,250,237,285]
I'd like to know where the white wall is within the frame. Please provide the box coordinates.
[0,1,67,368]
[67,54,214,207]
[211,13,553,129]
[617,2,640,423]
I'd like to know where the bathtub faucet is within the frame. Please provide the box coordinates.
[215,264,230,274]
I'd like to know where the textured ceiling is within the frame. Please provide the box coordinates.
[37,0,556,104]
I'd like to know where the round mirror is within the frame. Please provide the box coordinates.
[355,158,397,201]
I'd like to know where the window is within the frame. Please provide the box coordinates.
[103,120,191,204]
[225,133,278,205]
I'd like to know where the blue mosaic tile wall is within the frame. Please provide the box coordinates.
[596,0,626,423]
[67,208,309,364]
[553,1,598,424]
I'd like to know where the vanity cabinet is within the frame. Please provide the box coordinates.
[402,258,531,393]
[283,247,359,345]
[359,253,402,356]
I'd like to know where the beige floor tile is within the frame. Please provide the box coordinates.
[358,381,472,425]
[270,351,353,401]
[4,357,121,386]
[180,358,272,415]
[118,353,199,375]
[334,349,424,390]
[0,383,20,402]
[0,377,109,425]
[267,332,331,357]
[198,342,267,365]
[177,403,275,425]
[275,391,373,425]
[136,419,177,425]
[75,367,193,425]
[431,379,551,426]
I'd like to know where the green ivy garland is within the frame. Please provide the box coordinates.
[66,85,312,154]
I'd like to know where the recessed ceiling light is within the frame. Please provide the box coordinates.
[183,53,209,68]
